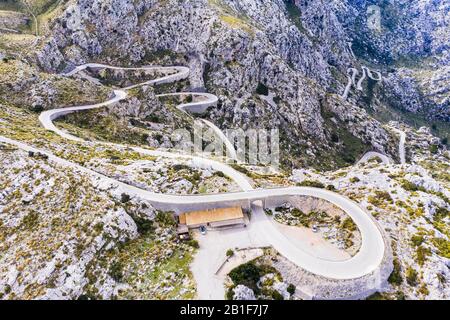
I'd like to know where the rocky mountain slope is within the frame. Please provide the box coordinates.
[31,0,400,169]
[0,0,448,301]
[341,0,449,123]
[1,0,447,169]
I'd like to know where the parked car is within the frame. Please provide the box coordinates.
[312,225,319,233]
[200,225,207,235]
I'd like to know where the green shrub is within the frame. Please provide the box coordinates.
[418,284,429,296]
[187,239,200,249]
[230,164,250,175]
[411,234,425,247]
[388,258,403,286]
[349,177,360,183]
[406,267,418,286]
[228,261,276,293]
[229,262,262,291]
[226,287,235,300]
[430,145,438,154]
[401,180,418,191]
[172,164,190,171]
[375,191,392,202]
[297,180,325,188]
[120,193,131,203]
[132,216,155,234]
[366,292,387,300]
[155,211,176,227]
[395,291,406,300]
[21,211,39,229]
[291,208,304,217]
[31,105,44,113]
[368,190,393,206]
[109,262,124,282]
[432,238,450,259]
[287,283,296,295]
[226,249,234,257]
[416,246,431,266]
[341,217,357,232]
[214,171,225,178]
[256,82,269,96]
[271,290,284,300]
[93,222,104,233]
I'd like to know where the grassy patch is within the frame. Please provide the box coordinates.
[220,15,254,35]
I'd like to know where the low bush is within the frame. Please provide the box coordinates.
[349,177,360,183]
[155,211,176,227]
[341,217,357,232]
[406,267,418,286]
[132,216,155,234]
[432,238,450,259]
[297,180,325,188]
[287,284,296,295]
[411,234,425,247]
[186,239,200,249]
[416,246,431,266]
[271,290,284,300]
[388,258,403,286]
[256,82,269,96]
[120,193,131,203]
[229,262,262,292]
[109,261,124,282]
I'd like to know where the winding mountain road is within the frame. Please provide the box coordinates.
[341,68,359,100]
[7,63,388,280]
[342,66,382,100]
[357,66,382,91]
[61,64,237,160]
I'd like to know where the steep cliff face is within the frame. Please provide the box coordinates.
[32,0,447,168]
[343,0,449,61]
[340,0,449,123]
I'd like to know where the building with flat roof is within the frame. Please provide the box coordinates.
[178,207,245,229]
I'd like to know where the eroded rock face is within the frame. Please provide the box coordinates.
[232,284,256,300]
[341,0,449,121]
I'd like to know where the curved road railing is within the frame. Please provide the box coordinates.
[31,63,386,280]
